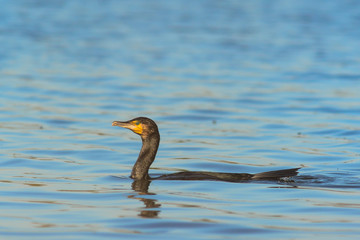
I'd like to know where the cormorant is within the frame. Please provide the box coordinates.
[112,117,300,182]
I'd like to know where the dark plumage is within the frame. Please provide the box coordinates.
[112,117,300,182]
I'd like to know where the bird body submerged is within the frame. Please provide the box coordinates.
[112,117,300,182]
[155,168,300,182]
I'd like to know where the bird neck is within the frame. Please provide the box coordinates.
[131,132,160,180]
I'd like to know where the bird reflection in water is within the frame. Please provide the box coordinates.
[129,179,160,218]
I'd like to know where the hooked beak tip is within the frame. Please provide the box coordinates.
[112,121,123,127]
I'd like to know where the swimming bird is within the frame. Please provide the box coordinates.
[112,117,300,182]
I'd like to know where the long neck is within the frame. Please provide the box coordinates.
[131,132,160,180]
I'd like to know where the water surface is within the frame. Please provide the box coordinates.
[1,0,360,239]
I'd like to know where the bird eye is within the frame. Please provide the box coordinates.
[134,121,140,125]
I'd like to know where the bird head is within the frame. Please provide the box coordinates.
[112,117,159,138]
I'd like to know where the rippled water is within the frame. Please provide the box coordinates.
[1,0,360,239]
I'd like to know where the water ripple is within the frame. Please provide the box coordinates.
[1,0,360,239]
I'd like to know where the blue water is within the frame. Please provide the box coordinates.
[1,0,360,239]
